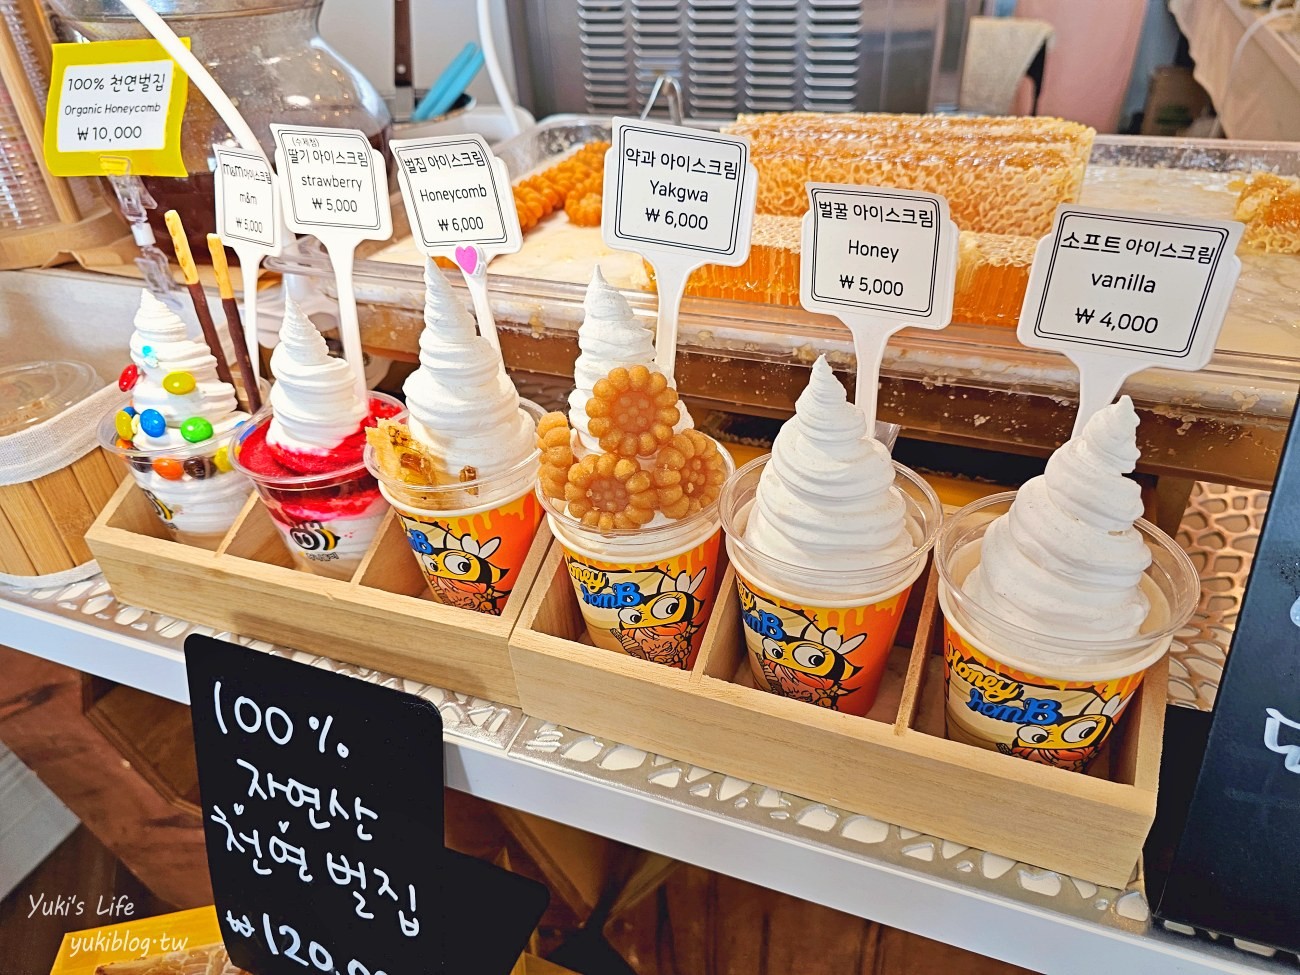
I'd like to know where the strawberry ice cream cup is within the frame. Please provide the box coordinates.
[230,392,405,580]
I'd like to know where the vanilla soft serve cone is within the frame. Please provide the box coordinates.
[537,268,732,668]
[720,357,942,715]
[937,397,1199,770]
[365,261,542,614]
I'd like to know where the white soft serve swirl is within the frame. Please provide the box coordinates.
[744,356,913,576]
[266,297,368,454]
[567,266,692,453]
[402,261,534,481]
[129,290,245,449]
[964,396,1152,641]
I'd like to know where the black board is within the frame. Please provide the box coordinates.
[186,635,548,975]
[1154,405,1300,953]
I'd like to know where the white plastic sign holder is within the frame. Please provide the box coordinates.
[602,116,757,381]
[213,144,283,390]
[1017,205,1243,434]
[389,133,523,352]
[270,123,392,401]
[799,183,959,437]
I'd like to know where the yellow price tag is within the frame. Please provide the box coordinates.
[44,38,189,178]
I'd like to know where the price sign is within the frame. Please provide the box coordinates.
[605,117,754,258]
[799,183,958,436]
[44,38,189,177]
[801,185,957,326]
[390,133,522,351]
[271,124,390,236]
[186,636,549,975]
[1018,205,1243,433]
[390,134,521,257]
[603,116,757,377]
[270,123,392,401]
[213,144,283,390]
[214,146,281,253]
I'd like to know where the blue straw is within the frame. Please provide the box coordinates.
[413,42,482,121]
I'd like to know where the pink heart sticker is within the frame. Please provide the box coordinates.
[454,245,480,276]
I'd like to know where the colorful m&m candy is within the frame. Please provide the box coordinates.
[180,416,214,443]
[118,364,139,391]
[163,370,196,395]
[139,409,166,438]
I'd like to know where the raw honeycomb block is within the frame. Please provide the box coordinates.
[722,112,1094,237]
[1232,172,1300,253]
[648,214,1035,327]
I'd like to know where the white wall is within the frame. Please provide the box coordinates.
[319,0,519,109]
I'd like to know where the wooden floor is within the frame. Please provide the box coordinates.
[0,826,169,975]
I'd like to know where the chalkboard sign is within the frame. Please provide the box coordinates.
[186,635,548,975]
[1154,405,1300,953]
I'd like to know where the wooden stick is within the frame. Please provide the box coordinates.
[207,233,262,412]
[163,210,237,396]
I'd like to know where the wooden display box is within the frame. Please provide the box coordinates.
[0,447,121,576]
[511,545,1164,887]
[86,479,552,705]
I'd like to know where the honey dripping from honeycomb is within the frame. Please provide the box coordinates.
[721,113,1094,237]
[1231,173,1300,253]
[513,141,610,232]
[650,214,1034,327]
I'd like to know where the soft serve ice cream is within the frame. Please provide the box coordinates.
[536,267,731,667]
[264,299,369,470]
[744,356,913,583]
[400,260,535,486]
[722,356,935,713]
[364,261,544,615]
[937,396,1194,772]
[961,395,1154,643]
[566,266,690,453]
[105,290,251,546]
[231,298,402,578]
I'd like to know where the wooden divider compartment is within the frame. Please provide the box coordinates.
[511,548,1164,887]
[86,479,553,705]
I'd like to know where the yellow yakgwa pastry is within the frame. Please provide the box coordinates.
[536,364,727,528]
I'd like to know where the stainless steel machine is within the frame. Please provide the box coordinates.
[508,0,979,118]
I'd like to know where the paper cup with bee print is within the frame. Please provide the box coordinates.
[541,438,734,669]
[231,394,406,580]
[368,442,544,616]
[936,494,1199,771]
[720,456,943,716]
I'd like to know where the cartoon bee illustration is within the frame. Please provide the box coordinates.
[611,569,708,668]
[143,490,174,523]
[406,525,508,614]
[289,522,340,553]
[759,621,865,709]
[996,694,1124,772]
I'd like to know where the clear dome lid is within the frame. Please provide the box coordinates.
[0,360,103,437]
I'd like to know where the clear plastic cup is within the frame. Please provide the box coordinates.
[229,392,406,581]
[936,493,1199,771]
[541,435,735,670]
[97,409,251,551]
[364,402,545,616]
[720,455,943,716]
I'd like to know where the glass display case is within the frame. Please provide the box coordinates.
[270,116,1300,489]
